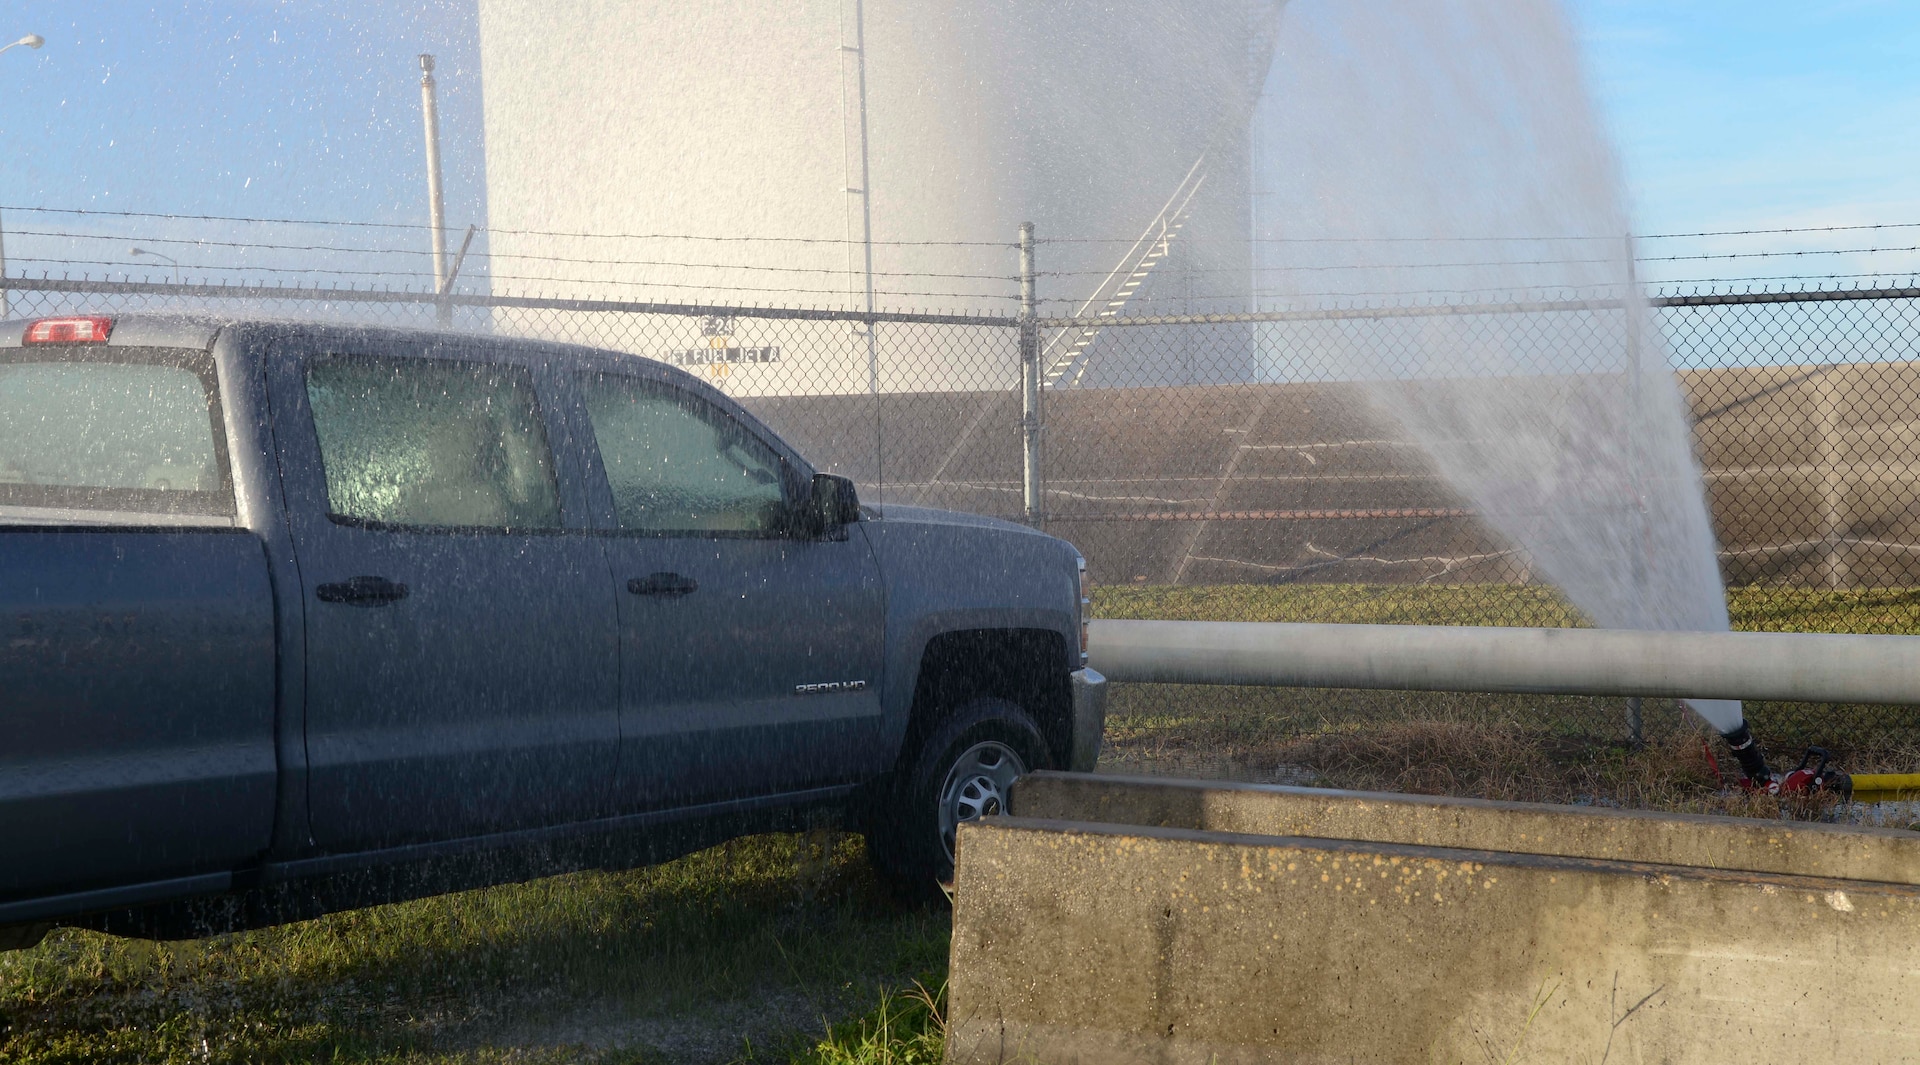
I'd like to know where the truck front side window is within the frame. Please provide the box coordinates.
[580,374,788,535]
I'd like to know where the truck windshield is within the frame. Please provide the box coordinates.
[0,347,233,521]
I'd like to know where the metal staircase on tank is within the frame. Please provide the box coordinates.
[1042,0,1286,391]
[1041,154,1211,388]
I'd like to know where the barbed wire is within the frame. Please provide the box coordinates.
[11,206,1919,311]
[15,255,1915,306]
[2,256,1013,303]
[1036,246,1920,279]
[9,228,1020,282]
[9,203,1918,249]
[11,270,1920,328]
[0,205,432,232]
[20,230,1913,289]
[12,228,439,257]
[1645,221,1920,240]
[1652,271,1920,289]
[16,257,1915,310]
[1648,245,1920,264]
[14,240,1915,285]
[1038,271,1920,309]
[1035,221,1920,245]
[0,205,1015,247]
[4,255,436,282]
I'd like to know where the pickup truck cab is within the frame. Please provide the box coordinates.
[0,314,1104,947]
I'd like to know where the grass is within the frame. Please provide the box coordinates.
[790,981,945,1065]
[0,833,946,1064]
[6,581,1917,1062]
[1096,582,1588,628]
[1250,717,1871,822]
[1093,580,1920,634]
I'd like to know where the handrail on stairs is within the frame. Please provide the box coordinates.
[1041,153,1211,388]
[1041,2,1288,389]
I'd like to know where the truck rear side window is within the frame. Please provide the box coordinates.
[306,355,562,531]
[0,347,232,520]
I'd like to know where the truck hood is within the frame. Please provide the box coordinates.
[866,503,1042,536]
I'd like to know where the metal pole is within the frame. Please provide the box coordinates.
[0,208,9,319]
[839,0,881,501]
[419,54,450,324]
[1817,369,1849,590]
[1623,234,1648,746]
[0,35,39,319]
[849,0,876,392]
[1090,618,1920,706]
[1019,222,1041,524]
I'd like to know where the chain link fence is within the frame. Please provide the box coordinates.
[9,274,1920,767]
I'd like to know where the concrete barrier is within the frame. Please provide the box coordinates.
[946,773,1920,1064]
[1012,771,1920,883]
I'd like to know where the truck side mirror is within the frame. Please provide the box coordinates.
[804,473,861,533]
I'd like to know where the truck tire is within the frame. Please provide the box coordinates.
[867,696,1051,902]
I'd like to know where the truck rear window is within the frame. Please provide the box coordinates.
[0,347,233,521]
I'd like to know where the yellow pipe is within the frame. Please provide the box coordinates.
[1850,773,1920,792]
[1850,790,1920,805]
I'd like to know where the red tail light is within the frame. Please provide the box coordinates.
[24,316,115,345]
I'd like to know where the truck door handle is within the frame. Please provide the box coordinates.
[628,572,699,597]
[316,575,410,606]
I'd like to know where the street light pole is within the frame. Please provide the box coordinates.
[0,34,41,318]
[418,54,450,322]
[129,247,182,285]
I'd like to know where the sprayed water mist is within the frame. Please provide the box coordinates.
[1249,0,1741,731]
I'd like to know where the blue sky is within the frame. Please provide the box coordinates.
[0,1,482,228]
[0,2,1914,289]
[1570,0,1920,235]
[0,1,482,289]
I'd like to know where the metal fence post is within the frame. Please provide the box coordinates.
[0,207,9,320]
[1817,369,1850,590]
[1019,221,1042,525]
[1623,235,1648,748]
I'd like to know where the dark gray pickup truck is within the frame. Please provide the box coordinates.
[0,314,1104,948]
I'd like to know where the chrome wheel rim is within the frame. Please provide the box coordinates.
[937,739,1027,862]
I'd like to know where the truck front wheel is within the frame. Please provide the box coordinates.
[867,697,1050,901]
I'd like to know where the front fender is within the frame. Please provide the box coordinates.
[858,518,1080,759]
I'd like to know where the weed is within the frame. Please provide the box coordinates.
[790,980,945,1065]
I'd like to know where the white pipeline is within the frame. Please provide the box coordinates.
[1089,620,1920,706]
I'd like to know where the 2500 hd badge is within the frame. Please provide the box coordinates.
[794,680,870,695]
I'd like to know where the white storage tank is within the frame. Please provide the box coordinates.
[477,0,1268,395]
